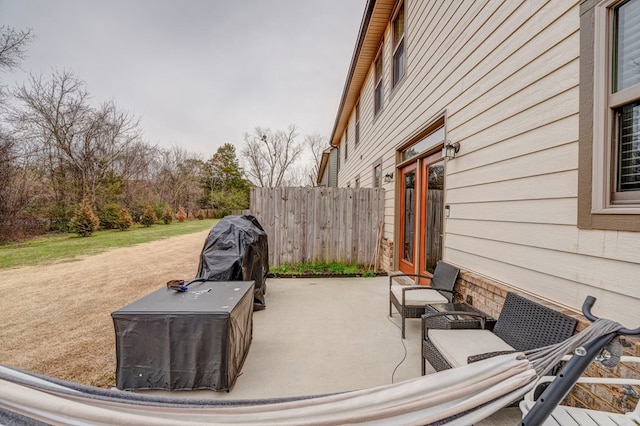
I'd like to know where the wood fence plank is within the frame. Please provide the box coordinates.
[250,187,384,267]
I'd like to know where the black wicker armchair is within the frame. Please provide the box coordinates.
[422,292,578,374]
[389,261,460,338]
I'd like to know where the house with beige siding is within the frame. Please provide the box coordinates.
[319,0,640,327]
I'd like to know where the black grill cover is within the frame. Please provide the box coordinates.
[195,215,269,310]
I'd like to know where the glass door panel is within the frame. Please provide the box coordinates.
[422,160,444,274]
[399,163,417,274]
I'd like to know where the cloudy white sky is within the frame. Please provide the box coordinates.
[1,0,366,158]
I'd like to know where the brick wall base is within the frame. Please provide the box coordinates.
[379,238,393,272]
[455,270,640,415]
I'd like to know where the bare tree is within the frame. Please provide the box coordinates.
[0,26,33,72]
[281,165,309,187]
[277,133,327,187]
[0,131,47,241]
[304,133,326,186]
[10,71,90,213]
[241,124,303,188]
[9,71,148,218]
[151,145,203,215]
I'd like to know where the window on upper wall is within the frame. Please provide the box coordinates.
[373,161,382,188]
[374,47,383,115]
[578,0,640,231]
[611,0,640,200]
[355,101,360,145]
[344,123,349,162]
[392,2,406,87]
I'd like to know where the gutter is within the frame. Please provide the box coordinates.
[328,0,376,149]
[318,0,376,186]
[317,147,333,186]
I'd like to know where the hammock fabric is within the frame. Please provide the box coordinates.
[0,319,622,426]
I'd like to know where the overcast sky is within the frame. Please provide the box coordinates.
[1,0,366,158]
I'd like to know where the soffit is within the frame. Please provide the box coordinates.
[329,0,396,148]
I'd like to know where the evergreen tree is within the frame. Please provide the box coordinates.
[201,143,250,214]
[161,206,173,224]
[140,203,157,227]
[69,197,100,237]
[176,207,187,222]
[117,207,133,230]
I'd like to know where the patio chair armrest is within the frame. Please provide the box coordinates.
[467,350,518,364]
[389,273,433,288]
[402,286,444,293]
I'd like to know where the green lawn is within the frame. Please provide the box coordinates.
[0,219,219,269]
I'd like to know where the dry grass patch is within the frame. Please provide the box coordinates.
[0,230,210,387]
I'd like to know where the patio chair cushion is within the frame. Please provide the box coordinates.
[390,284,449,305]
[427,329,515,368]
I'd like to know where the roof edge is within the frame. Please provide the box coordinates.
[328,0,377,148]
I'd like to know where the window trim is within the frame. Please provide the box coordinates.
[591,0,640,214]
[355,100,360,145]
[344,123,349,162]
[374,43,384,116]
[392,1,406,88]
[373,159,382,188]
[578,0,640,231]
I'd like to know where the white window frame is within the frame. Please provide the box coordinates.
[591,0,640,214]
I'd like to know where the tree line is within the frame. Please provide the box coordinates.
[0,26,325,243]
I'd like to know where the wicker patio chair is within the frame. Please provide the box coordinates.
[389,260,460,338]
[422,292,578,373]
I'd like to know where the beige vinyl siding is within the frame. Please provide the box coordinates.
[334,0,640,324]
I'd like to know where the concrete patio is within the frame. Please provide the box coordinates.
[141,276,521,424]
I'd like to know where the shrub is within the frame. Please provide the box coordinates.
[98,203,121,230]
[176,207,187,223]
[161,206,173,225]
[153,204,165,222]
[69,197,100,237]
[140,203,157,227]
[196,209,205,220]
[117,208,133,230]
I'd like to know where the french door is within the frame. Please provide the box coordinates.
[398,163,417,275]
[398,151,444,282]
[419,155,445,277]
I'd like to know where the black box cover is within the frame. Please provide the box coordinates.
[112,280,254,391]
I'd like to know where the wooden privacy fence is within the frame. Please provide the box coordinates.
[250,187,385,267]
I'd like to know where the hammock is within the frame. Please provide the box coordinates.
[0,319,623,426]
